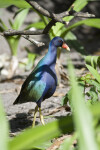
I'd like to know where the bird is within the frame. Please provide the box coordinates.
[13,37,70,127]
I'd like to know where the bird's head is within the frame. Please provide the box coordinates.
[51,36,70,51]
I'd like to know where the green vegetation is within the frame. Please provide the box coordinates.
[1,56,100,150]
[0,0,100,149]
[0,8,29,56]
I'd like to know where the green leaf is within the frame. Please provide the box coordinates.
[0,8,28,56]
[0,0,31,8]
[86,79,100,92]
[61,94,69,106]
[8,116,73,150]
[86,86,99,103]
[13,8,29,30]
[82,18,100,28]
[0,25,5,32]
[38,13,48,25]
[51,22,64,36]
[85,56,100,69]
[25,21,45,30]
[0,19,8,30]
[86,64,100,83]
[0,96,9,150]
[25,49,36,71]
[8,19,13,28]
[73,0,88,12]
[6,36,20,56]
[68,58,98,150]
[65,19,100,33]
[61,89,72,106]
[49,22,64,39]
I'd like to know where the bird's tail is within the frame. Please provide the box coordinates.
[13,95,20,105]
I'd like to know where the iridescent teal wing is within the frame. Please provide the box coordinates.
[15,77,46,104]
[26,79,46,102]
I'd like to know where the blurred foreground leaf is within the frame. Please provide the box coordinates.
[0,96,9,150]
[68,58,98,150]
[90,102,100,118]
[31,140,52,150]
[8,116,73,150]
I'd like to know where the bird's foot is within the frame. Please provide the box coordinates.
[39,107,45,126]
[32,105,38,128]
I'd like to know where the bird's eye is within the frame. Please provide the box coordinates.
[58,40,62,43]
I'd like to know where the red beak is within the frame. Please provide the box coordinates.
[62,42,70,51]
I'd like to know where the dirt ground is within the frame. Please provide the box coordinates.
[0,1,100,136]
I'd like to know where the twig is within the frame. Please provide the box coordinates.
[47,135,72,150]
[22,35,45,47]
[69,10,95,18]
[47,134,76,150]
[45,105,71,116]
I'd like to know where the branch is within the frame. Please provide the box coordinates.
[43,20,56,34]
[0,21,56,37]
[25,0,95,23]
[3,29,44,36]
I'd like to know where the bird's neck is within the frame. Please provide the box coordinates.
[45,43,57,66]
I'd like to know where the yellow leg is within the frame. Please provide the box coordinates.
[39,107,45,125]
[32,105,38,128]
